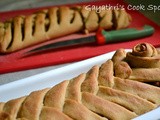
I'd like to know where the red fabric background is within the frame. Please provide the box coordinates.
[0,0,160,74]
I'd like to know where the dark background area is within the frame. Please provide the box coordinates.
[125,0,160,25]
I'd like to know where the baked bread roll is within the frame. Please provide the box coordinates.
[112,43,160,84]
[0,6,131,53]
[0,59,160,120]
[126,43,160,68]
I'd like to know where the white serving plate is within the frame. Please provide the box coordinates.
[0,50,159,120]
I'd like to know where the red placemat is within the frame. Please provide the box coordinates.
[0,0,160,74]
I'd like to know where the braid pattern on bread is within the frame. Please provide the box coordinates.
[0,6,131,53]
[0,58,160,120]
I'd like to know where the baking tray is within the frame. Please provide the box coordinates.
[0,49,159,120]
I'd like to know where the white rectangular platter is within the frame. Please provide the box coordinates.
[0,50,159,120]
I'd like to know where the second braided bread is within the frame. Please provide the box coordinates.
[0,6,131,53]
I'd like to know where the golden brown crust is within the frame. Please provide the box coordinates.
[3,97,25,119]
[66,74,86,103]
[44,80,69,111]
[81,65,99,94]
[111,48,126,63]
[130,68,160,82]
[111,49,132,79]
[18,88,49,120]
[114,61,132,79]
[81,6,99,33]
[0,6,131,53]
[40,106,72,120]
[63,99,107,120]
[98,60,114,87]
[82,92,137,120]
[113,9,132,30]
[113,77,160,105]
[0,103,5,111]
[99,9,113,30]
[97,86,156,115]
[0,111,11,120]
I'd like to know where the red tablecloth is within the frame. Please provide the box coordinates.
[0,0,160,74]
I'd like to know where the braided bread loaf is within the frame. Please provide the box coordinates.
[0,6,131,53]
[1,44,160,120]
